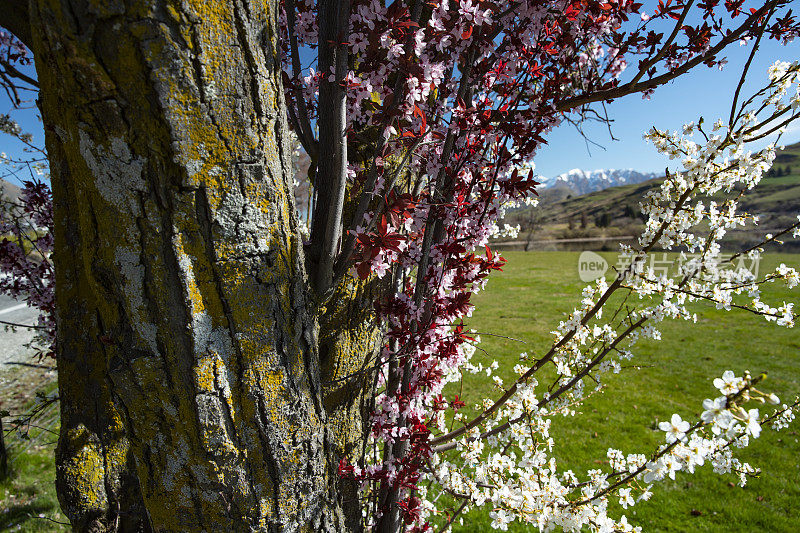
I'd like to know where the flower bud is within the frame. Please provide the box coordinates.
[768,393,780,405]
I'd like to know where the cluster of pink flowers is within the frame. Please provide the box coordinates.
[0,180,54,358]
[0,35,52,359]
[0,31,31,66]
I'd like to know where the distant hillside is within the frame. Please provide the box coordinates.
[503,141,800,252]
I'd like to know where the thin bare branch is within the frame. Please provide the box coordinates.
[309,0,351,298]
[629,0,695,87]
[729,5,773,126]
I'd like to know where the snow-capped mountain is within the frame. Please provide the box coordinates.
[0,177,21,204]
[543,168,659,195]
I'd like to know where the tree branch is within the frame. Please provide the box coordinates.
[309,0,351,298]
[0,57,38,89]
[429,183,694,448]
[555,0,779,113]
[329,0,428,289]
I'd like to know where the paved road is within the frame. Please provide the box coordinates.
[0,293,41,368]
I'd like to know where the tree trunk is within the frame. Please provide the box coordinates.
[30,1,363,530]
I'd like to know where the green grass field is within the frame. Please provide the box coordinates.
[450,251,800,532]
[0,368,64,531]
[1,252,799,531]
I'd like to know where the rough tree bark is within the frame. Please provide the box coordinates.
[49,133,149,530]
[21,0,375,530]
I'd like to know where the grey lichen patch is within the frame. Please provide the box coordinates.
[192,311,235,368]
[156,433,192,505]
[190,311,238,414]
[54,124,71,143]
[212,189,274,257]
[78,130,147,218]
[115,246,158,352]
[184,142,209,178]
[196,393,238,457]
[212,186,246,239]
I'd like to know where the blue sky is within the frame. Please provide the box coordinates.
[1,22,799,185]
[0,58,42,186]
[534,36,800,178]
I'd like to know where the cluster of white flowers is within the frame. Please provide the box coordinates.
[419,64,800,531]
[488,222,521,240]
[766,60,800,111]
[641,370,791,492]
[429,366,796,531]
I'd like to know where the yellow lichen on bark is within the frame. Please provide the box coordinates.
[317,274,382,464]
[56,425,108,516]
[194,356,218,392]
